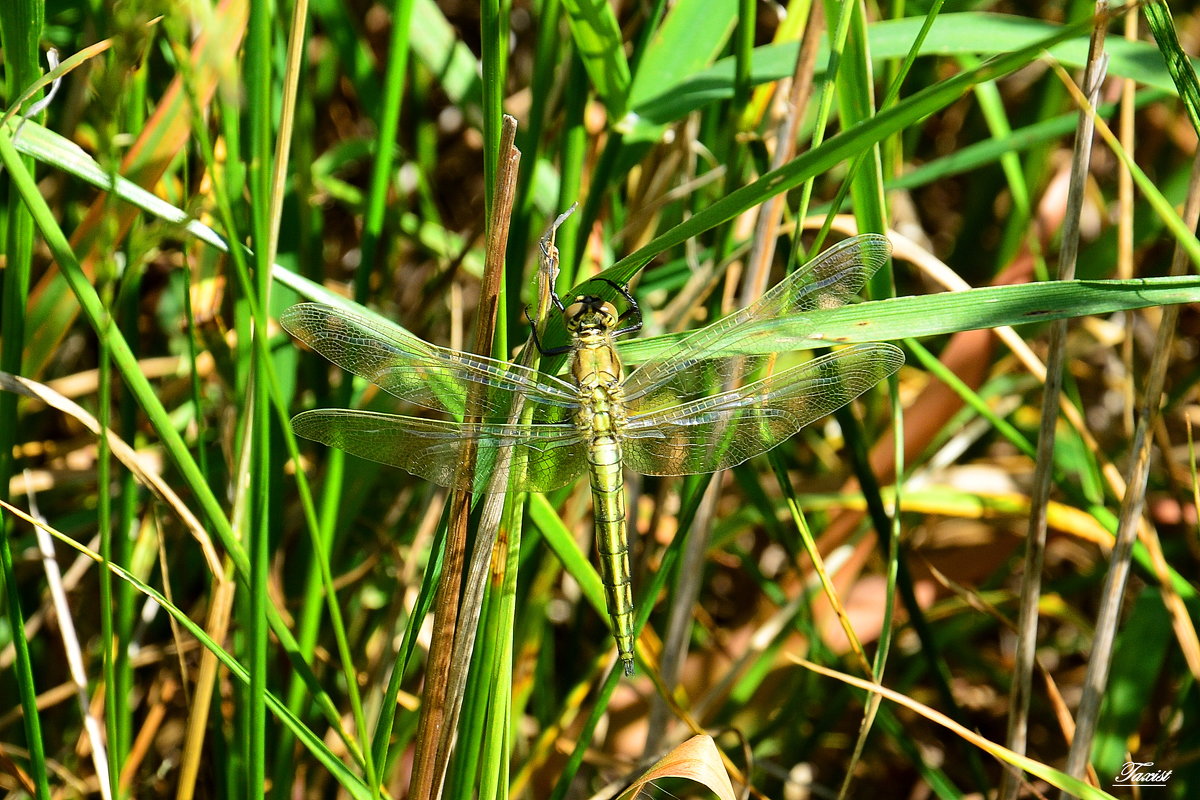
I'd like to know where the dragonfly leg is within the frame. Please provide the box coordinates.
[526,307,572,356]
[540,282,567,313]
[595,277,643,336]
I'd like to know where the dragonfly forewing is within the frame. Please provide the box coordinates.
[281,302,578,422]
[621,342,904,476]
[621,234,892,406]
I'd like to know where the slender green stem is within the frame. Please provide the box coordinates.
[358,0,416,302]
[246,0,273,791]
[554,52,588,288]
[97,277,118,798]
[0,32,50,794]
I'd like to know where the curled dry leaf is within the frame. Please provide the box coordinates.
[614,734,736,800]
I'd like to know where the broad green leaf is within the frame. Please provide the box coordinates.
[624,0,737,127]
[560,0,630,120]
[628,12,1188,138]
[528,493,606,619]
[15,115,1200,372]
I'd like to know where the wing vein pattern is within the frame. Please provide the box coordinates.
[622,343,904,476]
[281,303,588,493]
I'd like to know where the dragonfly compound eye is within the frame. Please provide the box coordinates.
[564,297,619,332]
[563,301,585,322]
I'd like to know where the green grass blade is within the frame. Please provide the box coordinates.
[835,0,888,243]
[0,18,59,791]
[620,274,1200,362]
[888,90,1164,191]
[599,13,1096,288]
[246,0,274,791]
[1127,1,1200,135]
[410,0,483,113]
[528,493,606,618]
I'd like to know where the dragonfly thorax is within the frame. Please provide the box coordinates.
[563,296,619,336]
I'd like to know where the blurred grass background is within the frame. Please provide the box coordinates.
[1,0,1199,798]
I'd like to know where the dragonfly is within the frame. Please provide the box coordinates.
[280,233,904,676]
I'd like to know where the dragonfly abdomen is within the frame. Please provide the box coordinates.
[570,335,637,675]
[587,431,636,676]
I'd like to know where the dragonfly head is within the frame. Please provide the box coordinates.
[563,296,620,335]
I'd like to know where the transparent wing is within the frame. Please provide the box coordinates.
[292,409,589,493]
[621,343,903,476]
[281,303,579,421]
[622,234,891,406]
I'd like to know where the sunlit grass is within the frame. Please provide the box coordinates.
[0,2,1198,799]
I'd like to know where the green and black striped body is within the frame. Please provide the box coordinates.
[565,298,636,676]
[282,235,906,681]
